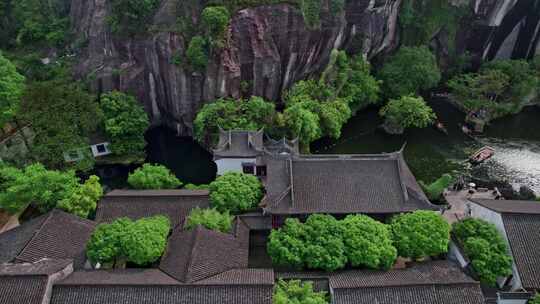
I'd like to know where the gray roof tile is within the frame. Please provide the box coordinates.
[470,199,540,215]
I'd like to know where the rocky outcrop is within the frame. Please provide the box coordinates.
[69,0,402,135]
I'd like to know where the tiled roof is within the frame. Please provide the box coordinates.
[0,259,73,276]
[264,153,437,214]
[330,261,484,304]
[0,214,49,263]
[470,199,540,214]
[50,284,273,304]
[213,130,264,159]
[159,219,250,283]
[57,269,181,285]
[501,213,540,289]
[194,269,274,285]
[0,210,95,268]
[96,190,210,229]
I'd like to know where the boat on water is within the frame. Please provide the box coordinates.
[435,121,448,135]
[469,146,495,165]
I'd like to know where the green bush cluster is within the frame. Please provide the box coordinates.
[452,218,513,285]
[201,6,230,44]
[0,52,25,126]
[184,183,210,190]
[186,36,209,71]
[420,174,453,201]
[390,210,450,259]
[267,214,397,271]
[448,58,538,119]
[86,215,171,266]
[530,294,540,304]
[194,96,276,145]
[185,207,233,233]
[108,0,161,34]
[209,172,263,214]
[0,163,103,218]
[273,279,328,304]
[128,164,182,189]
[100,91,150,159]
[379,95,436,132]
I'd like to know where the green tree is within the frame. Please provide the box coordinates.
[283,101,321,150]
[186,36,209,71]
[194,96,276,144]
[0,52,25,126]
[529,294,540,304]
[101,91,149,159]
[127,164,182,189]
[452,218,513,285]
[58,175,103,218]
[201,6,230,44]
[340,55,380,113]
[267,217,307,269]
[108,0,160,33]
[21,80,101,170]
[86,215,171,266]
[378,46,441,98]
[12,0,69,47]
[273,279,328,304]
[379,95,436,134]
[342,214,397,270]
[391,210,450,259]
[209,172,263,213]
[0,163,79,214]
[185,207,233,233]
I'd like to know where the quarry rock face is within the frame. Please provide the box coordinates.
[69,0,539,135]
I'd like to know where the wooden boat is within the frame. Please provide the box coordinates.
[435,121,448,135]
[469,146,495,165]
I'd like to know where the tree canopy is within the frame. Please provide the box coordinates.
[201,6,230,44]
[0,163,101,218]
[379,95,436,133]
[452,218,513,285]
[378,46,441,98]
[267,214,398,271]
[390,210,450,259]
[86,215,171,266]
[21,80,101,170]
[185,207,233,233]
[108,0,160,33]
[186,36,209,71]
[273,279,328,304]
[127,163,182,189]
[100,91,149,159]
[209,172,263,213]
[0,52,25,126]
[194,96,276,144]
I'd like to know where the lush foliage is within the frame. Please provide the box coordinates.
[339,54,380,113]
[273,279,328,304]
[0,163,79,214]
[448,59,538,118]
[201,6,230,44]
[194,96,276,144]
[127,164,182,189]
[420,173,453,201]
[101,91,149,158]
[0,52,25,126]
[452,218,513,285]
[268,214,397,271]
[300,0,344,29]
[209,172,263,213]
[529,294,540,304]
[58,175,103,218]
[390,211,450,259]
[186,36,209,71]
[21,80,101,170]
[379,95,436,131]
[86,215,171,266]
[184,183,210,190]
[185,207,233,233]
[108,0,160,33]
[342,214,397,270]
[378,46,441,98]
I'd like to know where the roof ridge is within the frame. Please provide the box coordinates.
[332,281,481,289]
[184,226,203,282]
[15,212,54,261]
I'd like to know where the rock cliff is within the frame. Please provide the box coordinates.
[69,0,539,135]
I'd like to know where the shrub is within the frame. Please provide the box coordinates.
[108,0,160,33]
[529,294,540,304]
[201,6,230,42]
[86,215,171,266]
[58,175,103,218]
[0,52,25,126]
[452,218,513,285]
[420,173,453,201]
[267,214,397,271]
[378,46,441,98]
[185,207,233,233]
[128,164,182,189]
[391,211,450,259]
[101,91,149,158]
[209,172,263,213]
[301,0,322,29]
[379,95,436,133]
[184,183,210,190]
[273,279,328,304]
[186,36,209,71]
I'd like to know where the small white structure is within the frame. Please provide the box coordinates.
[90,142,112,157]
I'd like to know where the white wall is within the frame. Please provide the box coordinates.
[215,158,256,176]
[90,142,112,157]
[469,202,523,291]
[448,241,468,268]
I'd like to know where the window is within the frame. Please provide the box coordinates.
[256,165,267,177]
[242,163,255,174]
[96,144,107,153]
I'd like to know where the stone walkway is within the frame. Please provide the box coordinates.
[443,189,500,224]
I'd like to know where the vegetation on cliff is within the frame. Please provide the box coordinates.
[209,172,263,214]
